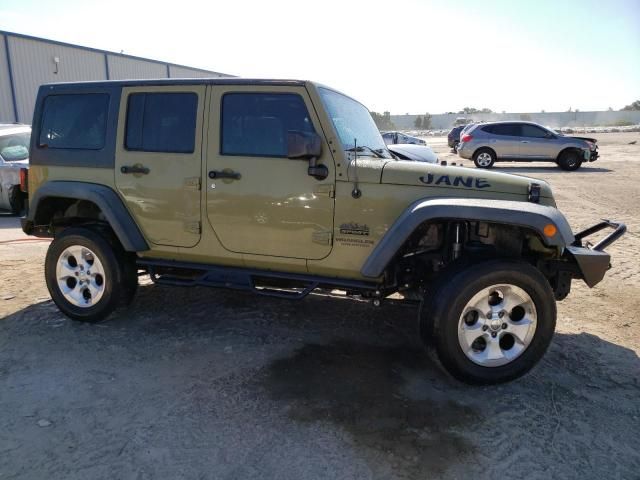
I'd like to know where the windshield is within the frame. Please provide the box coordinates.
[0,132,30,161]
[318,87,388,155]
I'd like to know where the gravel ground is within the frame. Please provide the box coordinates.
[1,132,639,480]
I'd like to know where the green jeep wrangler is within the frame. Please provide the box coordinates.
[22,79,625,384]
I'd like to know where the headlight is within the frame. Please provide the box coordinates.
[585,141,595,150]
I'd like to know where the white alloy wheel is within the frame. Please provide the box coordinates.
[457,284,537,367]
[476,152,493,167]
[55,245,107,307]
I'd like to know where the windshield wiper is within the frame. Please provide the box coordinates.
[374,147,397,160]
[345,145,385,159]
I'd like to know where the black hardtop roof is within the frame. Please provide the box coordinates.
[41,78,309,89]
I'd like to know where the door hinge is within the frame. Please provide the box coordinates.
[185,177,201,190]
[314,184,335,198]
[185,221,201,234]
[312,230,333,245]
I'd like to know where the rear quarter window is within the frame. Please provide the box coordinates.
[39,94,110,150]
[489,124,520,136]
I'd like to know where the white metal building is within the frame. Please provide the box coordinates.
[0,30,232,124]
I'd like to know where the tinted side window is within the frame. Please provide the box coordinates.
[521,124,549,138]
[221,93,315,157]
[491,124,521,136]
[126,92,198,153]
[39,94,109,150]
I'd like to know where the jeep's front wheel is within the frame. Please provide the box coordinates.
[420,260,556,384]
[45,227,136,322]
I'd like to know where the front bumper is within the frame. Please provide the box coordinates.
[566,220,626,287]
[583,147,599,162]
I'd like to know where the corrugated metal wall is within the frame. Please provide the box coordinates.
[8,35,107,123]
[0,30,231,124]
[0,34,17,122]
[391,111,640,130]
[169,65,222,78]
[107,54,167,80]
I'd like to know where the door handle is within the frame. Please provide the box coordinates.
[209,170,241,180]
[121,165,150,174]
[521,141,530,143]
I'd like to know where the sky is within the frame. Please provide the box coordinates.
[0,0,638,114]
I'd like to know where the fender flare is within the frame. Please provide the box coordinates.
[361,198,574,278]
[22,181,149,252]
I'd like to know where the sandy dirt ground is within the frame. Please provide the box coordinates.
[0,133,639,479]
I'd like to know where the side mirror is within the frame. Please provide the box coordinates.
[287,131,327,180]
[287,131,322,160]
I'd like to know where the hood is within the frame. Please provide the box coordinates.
[565,136,597,143]
[380,161,554,199]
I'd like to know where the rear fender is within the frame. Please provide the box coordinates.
[22,181,148,252]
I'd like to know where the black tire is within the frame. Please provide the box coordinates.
[473,148,496,168]
[419,259,556,385]
[9,187,25,216]
[452,141,459,153]
[45,227,137,322]
[557,150,583,171]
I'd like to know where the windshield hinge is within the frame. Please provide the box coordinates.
[314,184,335,198]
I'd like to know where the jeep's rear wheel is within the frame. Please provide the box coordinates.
[45,227,137,322]
[557,150,582,171]
[419,259,556,384]
[473,148,496,168]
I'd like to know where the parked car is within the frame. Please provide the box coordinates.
[447,125,465,150]
[381,131,426,145]
[387,143,438,163]
[0,124,30,214]
[21,78,625,385]
[457,121,599,170]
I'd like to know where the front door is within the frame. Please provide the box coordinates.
[115,85,206,247]
[205,86,335,260]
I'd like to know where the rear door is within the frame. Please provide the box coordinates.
[519,124,556,159]
[115,85,206,247]
[486,123,522,159]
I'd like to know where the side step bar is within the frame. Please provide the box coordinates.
[136,258,380,300]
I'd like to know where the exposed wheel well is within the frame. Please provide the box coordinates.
[389,219,558,297]
[556,147,582,162]
[472,146,496,159]
[33,197,108,232]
